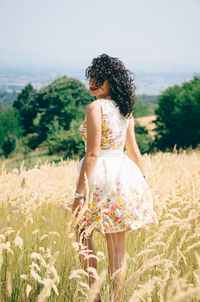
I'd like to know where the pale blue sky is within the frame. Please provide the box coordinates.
[0,0,199,72]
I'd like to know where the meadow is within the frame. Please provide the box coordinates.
[136,115,157,138]
[0,148,200,301]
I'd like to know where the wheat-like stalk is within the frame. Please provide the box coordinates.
[0,149,199,301]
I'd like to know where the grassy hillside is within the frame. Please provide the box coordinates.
[135,115,157,137]
[0,148,66,172]
[0,149,200,301]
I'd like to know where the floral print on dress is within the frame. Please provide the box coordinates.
[77,98,157,234]
[79,99,130,150]
[78,177,156,234]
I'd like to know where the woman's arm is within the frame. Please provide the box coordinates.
[75,101,102,195]
[125,117,144,174]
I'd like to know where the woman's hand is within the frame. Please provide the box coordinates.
[72,197,84,217]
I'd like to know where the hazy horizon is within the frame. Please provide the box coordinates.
[0,0,200,73]
[0,66,197,95]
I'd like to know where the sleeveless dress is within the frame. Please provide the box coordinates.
[77,98,157,234]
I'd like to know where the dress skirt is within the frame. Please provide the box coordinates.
[76,148,157,235]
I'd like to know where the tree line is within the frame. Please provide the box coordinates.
[0,74,199,159]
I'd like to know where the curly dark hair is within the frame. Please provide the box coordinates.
[85,53,136,118]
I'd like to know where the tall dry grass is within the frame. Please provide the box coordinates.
[135,115,157,137]
[0,149,200,301]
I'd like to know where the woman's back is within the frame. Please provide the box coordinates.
[77,97,157,234]
[79,98,132,151]
[74,54,157,301]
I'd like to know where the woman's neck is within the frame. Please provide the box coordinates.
[97,95,112,100]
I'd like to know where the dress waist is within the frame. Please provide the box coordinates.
[98,148,124,157]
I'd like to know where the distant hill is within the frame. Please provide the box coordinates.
[136,94,158,104]
[0,67,195,95]
[0,90,18,107]
[134,94,158,118]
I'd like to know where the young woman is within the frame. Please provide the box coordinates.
[72,54,157,302]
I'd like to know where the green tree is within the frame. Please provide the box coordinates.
[2,136,16,158]
[13,83,38,135]
[64,119,85,159]
[0,102,6,148]
[134,121,154,154]
[34,76,93,144]
[134,99,155,118]
[152,74,200,151]
[0,102,23,156]
[45,118,85,159]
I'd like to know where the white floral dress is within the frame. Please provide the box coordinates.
[77,98,157,234]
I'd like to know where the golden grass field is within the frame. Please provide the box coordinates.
[0,148,200,301]
[135,115,157,137]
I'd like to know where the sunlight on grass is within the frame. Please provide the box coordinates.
[0,149,200,301]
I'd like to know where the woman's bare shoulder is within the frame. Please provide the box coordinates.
[86,100,101,111]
